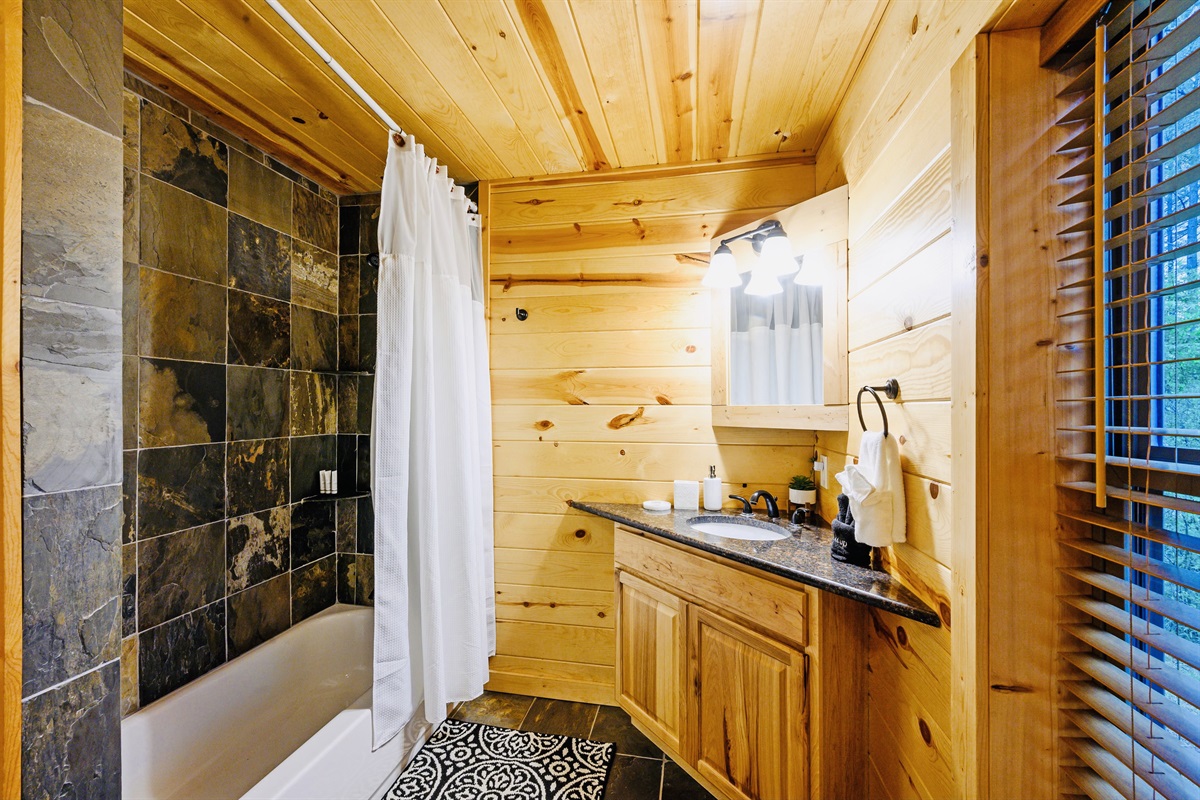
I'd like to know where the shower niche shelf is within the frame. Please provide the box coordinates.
[298,490,370,504]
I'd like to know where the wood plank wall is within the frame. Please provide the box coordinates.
[812,1,1007,798]
[483,158,818,703]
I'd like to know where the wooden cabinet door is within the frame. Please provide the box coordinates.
[688,605,809,800]
[616,570,685,752]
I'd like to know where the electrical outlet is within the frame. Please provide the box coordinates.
[817,456,829,488]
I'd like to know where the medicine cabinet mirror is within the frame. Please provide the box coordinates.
[709,186,848,430]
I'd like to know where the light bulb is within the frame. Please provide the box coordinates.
[759,229,797,276]
[702,244,741,288]
[744,265,783,296]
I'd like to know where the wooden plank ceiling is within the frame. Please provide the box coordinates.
[124,0,886,194]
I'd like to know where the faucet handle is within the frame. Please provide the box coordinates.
[728,495,753,515]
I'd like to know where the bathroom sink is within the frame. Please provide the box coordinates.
[685,515,790,541]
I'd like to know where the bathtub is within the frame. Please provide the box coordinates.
[122,604,433,800]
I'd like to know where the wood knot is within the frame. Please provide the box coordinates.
[607,407,644,429]
[597,611,606,618]
[929,482,940,499]
[619,449,626,456]
[911,14,919,34]
[655,394,672,405]
[898,435,906,445]
[686,345,696,353]
[896,626,908,647]
[919,719,932,745]
[535,420,554,431]
[991,683,1034,693]
[575,529,587,539]
[938,601,952,626]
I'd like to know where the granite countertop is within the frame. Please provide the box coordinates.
[571,501,941,627]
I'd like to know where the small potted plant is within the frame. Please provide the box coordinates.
[789,475,817,506]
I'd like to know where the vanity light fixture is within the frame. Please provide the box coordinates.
[703,220,791,296]
[701,243,741,288]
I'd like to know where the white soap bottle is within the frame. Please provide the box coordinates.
[703,465,723,512]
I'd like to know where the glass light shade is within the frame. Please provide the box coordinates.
[744,264,783,296]
[793,254,821,286]
[702,244,741,288]
[759,230,797,276]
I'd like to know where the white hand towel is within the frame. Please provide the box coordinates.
[835,431,906,547]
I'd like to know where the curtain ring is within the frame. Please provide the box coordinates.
[391,131,405,147]
[857,385,890,438]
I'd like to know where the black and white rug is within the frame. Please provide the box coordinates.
[384,718,615,800]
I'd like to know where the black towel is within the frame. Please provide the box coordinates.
[831,493,872,567]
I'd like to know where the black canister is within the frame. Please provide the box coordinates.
[831,493,871,568]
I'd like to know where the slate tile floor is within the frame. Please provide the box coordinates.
[449,691,716,800]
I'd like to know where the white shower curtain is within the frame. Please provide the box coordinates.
[371,135,495,750]
[729,282,823,405]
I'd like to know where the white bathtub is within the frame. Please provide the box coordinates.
[122,604,433,800]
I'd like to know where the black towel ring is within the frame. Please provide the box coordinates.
[857,379,900,438]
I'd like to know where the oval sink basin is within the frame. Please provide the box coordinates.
[685,515,790,541]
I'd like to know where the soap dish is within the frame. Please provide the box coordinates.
[642,500,672,512]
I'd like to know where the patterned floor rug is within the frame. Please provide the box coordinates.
[384,718,615,800]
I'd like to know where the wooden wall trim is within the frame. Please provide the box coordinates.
[950,34,989,800]
[0,0,20,792]
[984,28,1066,798]
[1040,0,1105,65]
[487,151,816,192]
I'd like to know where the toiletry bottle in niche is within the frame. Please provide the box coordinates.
[703,465,723,512]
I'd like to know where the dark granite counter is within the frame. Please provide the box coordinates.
[571,501,940,627]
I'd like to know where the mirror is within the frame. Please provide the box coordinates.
[709,186,848,430]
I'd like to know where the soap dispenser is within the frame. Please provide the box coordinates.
[703,465,723,512]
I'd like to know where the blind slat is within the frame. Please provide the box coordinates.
[1066,651,1200,751]
[1062,566,1200,638]
[1065,707,1200,798]
[1065,679,1200,790]
[1064,596,1200,675]
[1059,481,1200,515]
[1057,508,1200,556]
[1062,735,1152,800]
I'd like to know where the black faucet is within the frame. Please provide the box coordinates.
[749,490,780,519]
[728,495,754,515]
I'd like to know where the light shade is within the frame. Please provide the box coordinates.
[744,265,783,296]
[702,244,741,288]
[793,254,821,286]
[759,229,797,276]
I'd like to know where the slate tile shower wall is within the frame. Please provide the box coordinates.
[335,193,379,607]
[120,73,373,718]
[20,0,125,796]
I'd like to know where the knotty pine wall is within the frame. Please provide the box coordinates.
[812,2,1006,799]
[483,157,818,704]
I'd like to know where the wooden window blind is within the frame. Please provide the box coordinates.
[1055,0,1200,797]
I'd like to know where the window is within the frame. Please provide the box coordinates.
[1055,1,1200,796]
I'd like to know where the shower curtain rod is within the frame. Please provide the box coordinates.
[265,0,479,215]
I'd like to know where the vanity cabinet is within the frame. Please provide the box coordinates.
[615,571,685,753]
[614,524,864,800]
[689,607,808,800]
